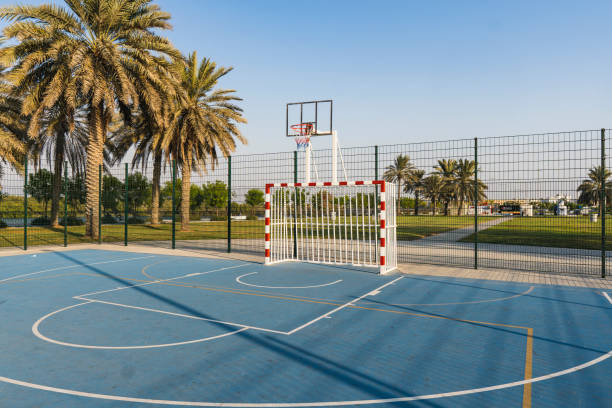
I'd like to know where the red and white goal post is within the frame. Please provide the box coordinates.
[264,180,397,274]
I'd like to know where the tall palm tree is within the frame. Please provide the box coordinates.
[159,52,247,231]
[434,158,457,216]
[405,169,425,216]
[384,154,415,214]
[0,81,25,179]
[577,166,612,216]
[28,101,88,226]
[423,174,444,215]
[110,63,179,225]
[453,159,488,216]
[0,0,180,238]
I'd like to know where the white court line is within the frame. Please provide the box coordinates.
[0,349,610,406]
[286,276,403,335]
[603,292,612,305]
[32,301,249,349]
[236,272,342,289]
[74,297,288,335]
[74,264,250,298]
[0,255,156,283]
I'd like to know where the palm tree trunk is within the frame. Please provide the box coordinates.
[50,139,65,227]
[180,153,191,231]
[457,198,464,216]
[415,193,419,216]
[151,151,162,225]
[85,105,104,239]
[432,198,437,215]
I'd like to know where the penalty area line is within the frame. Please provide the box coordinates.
[286,276,403,335]
[603,292,612,305]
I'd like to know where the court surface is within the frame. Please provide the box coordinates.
[0,249,610,407]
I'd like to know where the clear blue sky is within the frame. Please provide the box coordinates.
[2,0,611,154]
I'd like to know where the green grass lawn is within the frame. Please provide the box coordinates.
[459,216,610,251]
[395,215,496,240]
[0,216,499,248]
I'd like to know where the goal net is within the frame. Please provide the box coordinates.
[264,180,397,274]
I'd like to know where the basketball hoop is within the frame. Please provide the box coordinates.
[291,122,313,150]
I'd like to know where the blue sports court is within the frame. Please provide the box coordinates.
[0,249,610,407]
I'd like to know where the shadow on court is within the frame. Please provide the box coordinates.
[53,251,445,406]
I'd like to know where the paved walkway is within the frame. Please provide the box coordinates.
[418,216,507,242]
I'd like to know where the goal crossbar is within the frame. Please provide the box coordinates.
[264,180,397,274]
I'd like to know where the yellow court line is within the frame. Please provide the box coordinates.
[523,328,534,408]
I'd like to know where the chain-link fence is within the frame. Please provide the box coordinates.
[0,129,609,277]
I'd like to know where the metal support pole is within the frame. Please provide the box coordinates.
[124,163,128,246]
[23,155,28,250]
[293,150,298,257]
[601,129,606,278]
[474,137,478,270]
[64,161,68,247]
[331,131,338,184]
[172,160,176,249]
[98,165,102,244]
[227,155,232,253]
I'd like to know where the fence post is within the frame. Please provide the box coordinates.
[124,163,128,246]
[23,155,28,250]
[227,155,232,253]
[64,161,68,247]
[293,150,298,257]
[474,137,478,269]
[375,145,379,179]
[601,128,606,278]
[98,164,102,244]
[172,160,176,249]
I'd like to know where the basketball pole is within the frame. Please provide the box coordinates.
[332,130,338,184]
[305,143,311,184]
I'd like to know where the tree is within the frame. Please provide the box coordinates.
[26,169,53,217]
[0,0,181,238]
[203,180,228,216]
[245,189,264,214]
[159,52,247,230]
[66,173,86,217]
[384,154,415,213]
[102,175,123,217]
[453,159,487,216]
[434,159,457,216]
[423,174,445,215]
[577,166,612,216]
[0,81,25,180]
[126,172,152,215]
[405,169,425,215]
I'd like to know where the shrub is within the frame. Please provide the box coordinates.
[31,217,51,226]
[59,216,84,226]
[246,215,258,221]
[0,220,7,228]
[210,215,227,221]
[102,214,118,224]
[127,216,146,225]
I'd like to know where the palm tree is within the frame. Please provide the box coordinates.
[0,81,25,179]
[434,158,457,216]
[384,154,415,214]
[453,159,489,216]
[405,169,425,215]
[0,0,180,238]
[423,174,444,215]
[110,65,179,225]
[577,166,612,216]
[159,52,247,231]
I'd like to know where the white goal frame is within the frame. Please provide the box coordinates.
[264,180,397,274]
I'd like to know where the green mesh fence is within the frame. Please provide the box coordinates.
[0,129,609,277]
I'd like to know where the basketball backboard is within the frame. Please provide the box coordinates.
[286,100,333,137]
